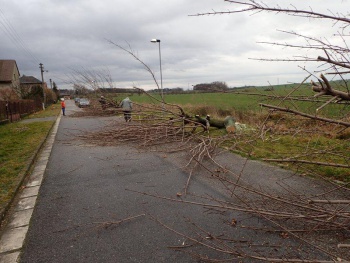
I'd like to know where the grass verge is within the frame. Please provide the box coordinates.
[0,104,60,215]
[23,102,61,119]
[227,128,350,183]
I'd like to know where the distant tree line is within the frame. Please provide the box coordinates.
[147,87,184,94]
[69,81,259,96]
[193,81,229,91]
[72,85,141,95]
[99,88,139,94]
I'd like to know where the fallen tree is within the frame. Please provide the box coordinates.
[70,23,350,260]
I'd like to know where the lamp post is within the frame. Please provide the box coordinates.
[150,39,163,101]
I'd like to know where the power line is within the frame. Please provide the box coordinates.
[0,7,40,64]
[0,7,40,65]
[0,7,69,88]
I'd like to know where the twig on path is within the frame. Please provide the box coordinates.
[167,244,194,249]
[338,243,350,248]
[309,199,350,204]
[93,214,146,228]
[61,164,84,176]
[263,158,350,168]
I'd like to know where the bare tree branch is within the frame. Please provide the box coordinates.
[260,103,350,127]
[312,74,350,101]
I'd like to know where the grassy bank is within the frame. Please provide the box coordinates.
[224,122,350,183]
[0,104,60,212]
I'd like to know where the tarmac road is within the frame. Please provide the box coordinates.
[18,100,341,262]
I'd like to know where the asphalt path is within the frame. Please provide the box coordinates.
[19,100,342,262]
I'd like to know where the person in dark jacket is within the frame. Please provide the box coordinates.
[119,97,132,122]
[99,96,107,110]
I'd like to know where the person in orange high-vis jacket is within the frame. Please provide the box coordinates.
[60,98,66,116]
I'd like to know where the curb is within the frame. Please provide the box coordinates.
[0,114,61,226]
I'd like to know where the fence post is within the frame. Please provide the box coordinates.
[5,101,9,121]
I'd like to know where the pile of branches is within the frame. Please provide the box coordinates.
[80,99,208,146]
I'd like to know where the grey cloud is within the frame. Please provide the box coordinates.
[0,0,347,89]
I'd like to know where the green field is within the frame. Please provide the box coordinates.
[129,83,346,120]
[133,92,259,110]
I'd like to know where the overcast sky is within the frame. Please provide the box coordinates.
[0,0,348,90]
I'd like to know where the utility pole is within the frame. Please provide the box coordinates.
[39,63,46,110]
[50,78,53,89]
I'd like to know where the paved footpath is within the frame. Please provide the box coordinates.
[0,100,346,262]
[0,113,62,263]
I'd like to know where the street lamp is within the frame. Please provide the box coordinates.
[150,39,163,101]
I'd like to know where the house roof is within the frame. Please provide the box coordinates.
[20,75,42,84]
[0,60,19,82]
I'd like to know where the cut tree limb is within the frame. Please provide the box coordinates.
[194,115,225,129]
[260,103,350,128]
[311,73,350,101]
[338,244,350,248]
[263,158,350,168]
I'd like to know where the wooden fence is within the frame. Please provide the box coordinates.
[0,99,43,123]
